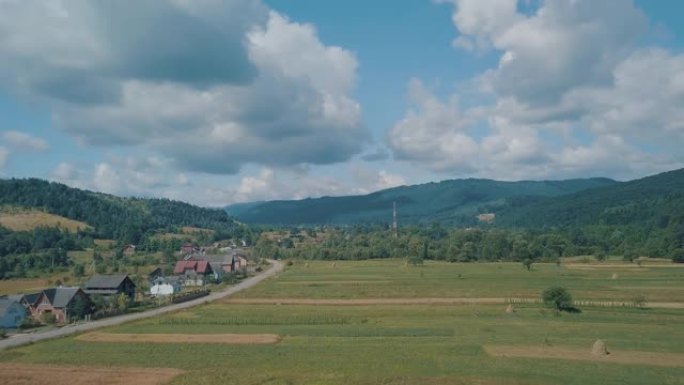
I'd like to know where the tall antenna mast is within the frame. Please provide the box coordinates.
[392,201,398,238]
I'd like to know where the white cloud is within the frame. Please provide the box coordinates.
[2,131,48,151]
[0,1,367,175]
[389,0,684,180]
[388,79,478,172]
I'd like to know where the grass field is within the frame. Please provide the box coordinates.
[0,277,50,295]
[1,259,683,385]
[0,209,91,232]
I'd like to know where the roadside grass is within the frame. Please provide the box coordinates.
[1,259,683,385]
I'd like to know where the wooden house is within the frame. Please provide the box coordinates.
[31,287,91,324]
[83,274,136,299]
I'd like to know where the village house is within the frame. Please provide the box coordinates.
[150,276,182,296]
[123,244,136,256]
[148,267,165,283]
[31,287,91,324]
[173,259,215,286]
[83,274,136,299]
[222,253,249,273]
[180,243,200,255]
[0,296,28,328]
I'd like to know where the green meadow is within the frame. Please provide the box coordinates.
[2,259,683,385]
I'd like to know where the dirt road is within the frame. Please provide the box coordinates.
[0,259,283,351]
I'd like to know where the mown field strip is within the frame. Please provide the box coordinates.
[484,345,684,367]
[76,332,282,344]
[224,297,684,308]
[0,362,185,385]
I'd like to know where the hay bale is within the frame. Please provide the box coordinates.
[505,304,515,314]
[611,273,618,280]
[591,339,609,356]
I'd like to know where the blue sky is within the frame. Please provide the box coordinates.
[0,0,683,206]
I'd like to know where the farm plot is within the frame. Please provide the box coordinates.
[0,363,184,385]
[2,259,684,385]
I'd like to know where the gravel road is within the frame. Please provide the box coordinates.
[0,259,283,351]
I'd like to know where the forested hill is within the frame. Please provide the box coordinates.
[0,178,237,243]
[495,168,684,229]
[226,177,616,225]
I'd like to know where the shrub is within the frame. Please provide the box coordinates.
[542,286,574,311]
[671,249,684,263]
[42,312,57,324]
[633,294,647,309]
[0,328,6,339]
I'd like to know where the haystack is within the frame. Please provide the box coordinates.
[611,273,618,280]
[591,339,609,356]
[505,304,515,314]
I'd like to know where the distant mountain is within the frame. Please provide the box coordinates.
[0,178,238,243]
[496,168,684,229]
[226,177,617,226]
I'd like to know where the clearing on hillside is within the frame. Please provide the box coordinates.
[0,210,91,232]
[0,363,184,385]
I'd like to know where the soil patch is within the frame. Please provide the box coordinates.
[484,345,684,367]
[0,362,184,385]
[76,332,281,344]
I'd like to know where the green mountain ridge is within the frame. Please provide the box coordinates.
[496,168,684,230]
[226,176,618,226]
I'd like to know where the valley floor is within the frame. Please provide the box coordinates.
[1,259,683,385]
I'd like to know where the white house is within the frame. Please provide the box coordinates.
[150,277,181,297]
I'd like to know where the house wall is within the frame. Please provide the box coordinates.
[150,283,178,296]
[181,277,205,286]
[0,302,27,328]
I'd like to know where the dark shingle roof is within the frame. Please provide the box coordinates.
[84,274,129,290]
[24,292,41,306]
[43,287,81,308]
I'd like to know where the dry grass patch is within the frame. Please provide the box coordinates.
[0,211,91,232]
[76,332,281,344]
[0,278,49,295]
[0,363,184,385]
[484,345,684,368]
[181,226,214,235]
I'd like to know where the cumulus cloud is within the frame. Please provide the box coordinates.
[389,0,684,180]
[2,131,48,151]
[389,79,478,172]
[0,1,367,175]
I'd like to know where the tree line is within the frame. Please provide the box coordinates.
[251,223,684,263]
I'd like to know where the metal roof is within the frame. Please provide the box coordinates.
[83,274,131,289]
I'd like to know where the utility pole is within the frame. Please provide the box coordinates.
[392,201,398,238]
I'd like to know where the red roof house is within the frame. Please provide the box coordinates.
[173,259,215,286]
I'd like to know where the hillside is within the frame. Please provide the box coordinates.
[226,177,617,225]
[0,178,238,244]
[495,168,684,229]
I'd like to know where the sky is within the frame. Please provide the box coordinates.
[0,0,683,207]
